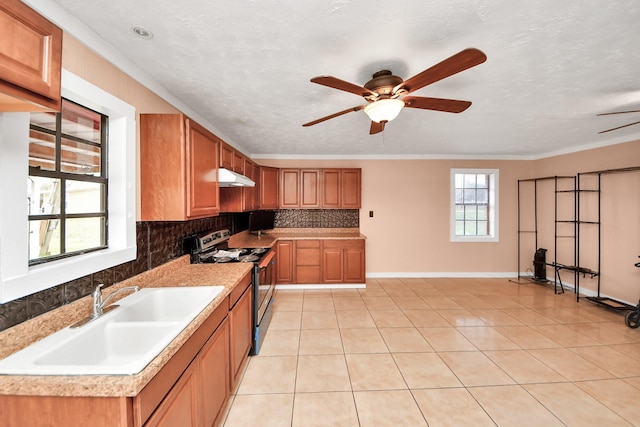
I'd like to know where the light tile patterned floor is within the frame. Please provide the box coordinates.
[222,278,640,426]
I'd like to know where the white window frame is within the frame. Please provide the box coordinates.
[0,70,137,303]
[450,168,499,243]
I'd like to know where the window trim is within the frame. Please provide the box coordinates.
[450,168,499,243]
[0,70,136,303]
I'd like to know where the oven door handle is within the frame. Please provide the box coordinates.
[258,250,276,269]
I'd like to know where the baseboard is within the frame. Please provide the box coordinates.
[275,283,366,290]
[366,272,517,279]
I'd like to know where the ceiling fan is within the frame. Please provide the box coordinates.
[302,48,487,135]
[597,109,640,134]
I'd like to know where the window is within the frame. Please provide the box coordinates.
[450,168,499,242]
[28,100,108,264]
[0,70,136,303]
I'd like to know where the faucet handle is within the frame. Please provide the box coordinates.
[92,283,104,300]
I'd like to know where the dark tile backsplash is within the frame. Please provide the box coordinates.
[275,209,359,228]
[0,209,359,332]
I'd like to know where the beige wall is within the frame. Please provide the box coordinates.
[258,158,533,275]
[61,34,179,218]
[62,33,640,303]
[531,140,640,304]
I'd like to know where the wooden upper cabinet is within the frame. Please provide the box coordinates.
[186,120,220,218]
[280,169,300,208]
[260,166,279,209]
[140,114,219,221]
[0,0,62,112]
[341,168,362,209]
[301,169,321,208]
[220,142,234,169]
[280,169,321,208]
[232,150,244,174]
[322,169,342,208]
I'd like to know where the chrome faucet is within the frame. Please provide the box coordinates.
[92,284,140,317]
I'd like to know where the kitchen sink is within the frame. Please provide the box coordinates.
[0,286,225,375]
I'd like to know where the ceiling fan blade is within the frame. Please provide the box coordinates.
[310,76,377,98]
[394,48,487,94]
[598,120,640,134]
[369,121,385,135]
[597,109,640,116]
[403,96,472,113]
[302,105,366,127]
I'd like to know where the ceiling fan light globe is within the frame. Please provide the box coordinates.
[364,99,405,123]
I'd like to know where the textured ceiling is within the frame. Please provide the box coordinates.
[37,0,640,158]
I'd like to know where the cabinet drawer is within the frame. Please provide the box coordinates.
[296,240,320,248]
[229,271,252,309]
[322,239,364,249]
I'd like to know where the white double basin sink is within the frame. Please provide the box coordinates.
[0,286,225,376]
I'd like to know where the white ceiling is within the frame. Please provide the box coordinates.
[37,0,640,158]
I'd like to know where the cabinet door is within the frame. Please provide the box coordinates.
[0,0,62,111]
[230,285,252,390]
[260,166,279,209]
[243,158,255,211]
[341,169,361,209]
[233,150,244,173]
[322,169,341,208]
[253,163,261,209]
[276,240,295,283]
[145,363,199,427]
[301,169,321,208]
[280,169,300,208]
[344,247,365,283]
[199,318,230,427]
[322,247,344,283]
[186,119,220,218]
[220,142,233,169]
[295,240,321,283]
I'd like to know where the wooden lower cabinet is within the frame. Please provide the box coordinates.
[275,240,295,284]
[0,284,245,427]
[295,240,321,283]
[145,362,199,427]
[276,239,365,285]
[198,318,230,427]
[229,283,252,390]
[322,240,365,284]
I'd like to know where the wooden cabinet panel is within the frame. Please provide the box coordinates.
[220,142,233,169]
[243,158,256,211]
[145,363,198,427]
[199,318,230,427]
[229,285,252,390]
[322,239,365,284]
[253,163,261,209]
[260,166,279,209]
[232,150,244,174]
[140,114,220,221]
[295,240,321,283]
[344,246,366,283]
[280,169,300,208]
[341,169,361,209]
[322,169,341,208]
[0,0,62,112]
[276,240,295,284]
[301,169,321,208]
[186,119,220,218]
[322,247,343,283]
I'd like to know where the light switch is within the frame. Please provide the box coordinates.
[369,210,374,217]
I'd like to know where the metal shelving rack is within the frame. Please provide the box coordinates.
[577,165,640,308]
[516,176,576,293]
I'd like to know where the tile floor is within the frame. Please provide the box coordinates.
[221,278,640,426]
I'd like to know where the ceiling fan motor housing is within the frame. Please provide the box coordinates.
[364,70,403,98]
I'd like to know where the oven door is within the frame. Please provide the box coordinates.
[256,249,275,324]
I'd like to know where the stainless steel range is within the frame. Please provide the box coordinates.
[189,229,275,355]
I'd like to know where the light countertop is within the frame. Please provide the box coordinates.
[0,256,252,397]
[228,228,366,248]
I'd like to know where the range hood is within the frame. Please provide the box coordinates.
[218,168,255,187]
